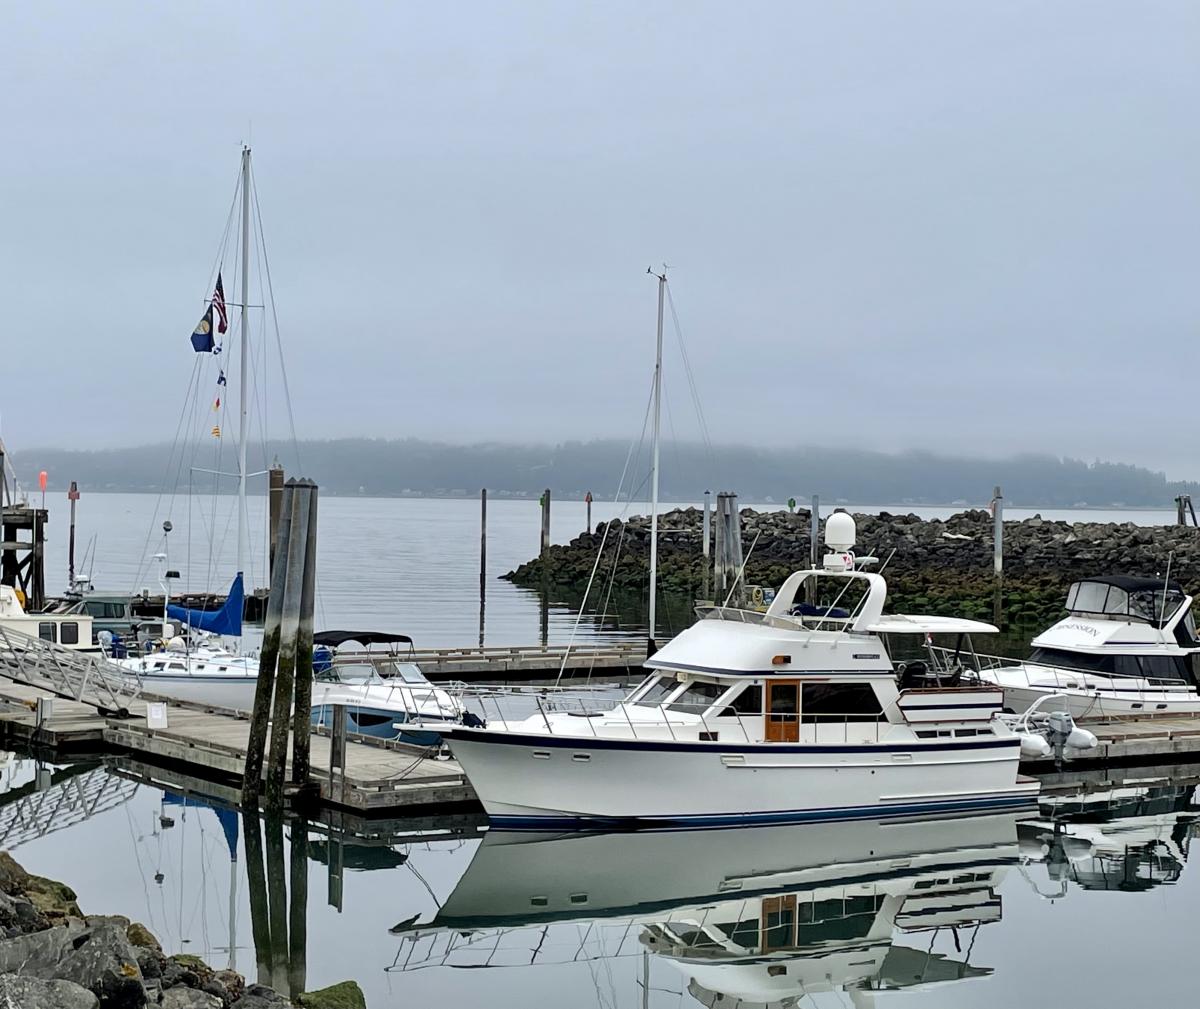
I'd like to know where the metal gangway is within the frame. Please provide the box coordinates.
[0,759,139,850]
[0,625,141,714]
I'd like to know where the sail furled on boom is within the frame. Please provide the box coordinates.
[167,573,244,637]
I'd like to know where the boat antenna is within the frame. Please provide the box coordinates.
[646,266,666,657]
[1160,550,1175,626]
[722,530,762,608]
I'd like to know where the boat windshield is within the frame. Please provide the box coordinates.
[666,681,727,714]
[322,662,382,685]
[1067,579,1186,625]
[633,677,680,707]
[388,662,431,686]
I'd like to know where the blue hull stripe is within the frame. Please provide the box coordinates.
[488,792,1037,831]
[445,727,1019,756]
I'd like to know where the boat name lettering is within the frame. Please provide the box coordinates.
[853,653,881,660]
[1059,622,1100,637]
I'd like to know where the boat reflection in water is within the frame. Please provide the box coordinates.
[1018,773,1200,897]
[390,813,1019,1006]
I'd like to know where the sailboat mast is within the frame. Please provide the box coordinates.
[237,146,250,581]
[648,270,665,656]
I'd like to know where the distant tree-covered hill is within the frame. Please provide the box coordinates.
[11,438,1198,508]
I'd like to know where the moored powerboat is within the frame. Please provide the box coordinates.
[972,576,1200,720]
[442,514,1050,828]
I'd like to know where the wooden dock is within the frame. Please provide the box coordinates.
[1022,716,1200,771]
[0,679,476,813]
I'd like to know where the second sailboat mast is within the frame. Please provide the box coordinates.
[648,270,665,656]
[237,146,250,580]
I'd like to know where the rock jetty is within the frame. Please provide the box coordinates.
[505,507,1200,628]
[0,852,365,1009]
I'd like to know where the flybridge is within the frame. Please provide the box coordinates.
[1066,576,1187,628]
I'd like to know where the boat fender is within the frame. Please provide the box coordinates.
[1019,734,1052,758]
[1065,727,1098,750]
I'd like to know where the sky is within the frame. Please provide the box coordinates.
[3,2,1198,474]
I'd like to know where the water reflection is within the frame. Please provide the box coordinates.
[389,814,1018,1005]
[1019,772,1200,897]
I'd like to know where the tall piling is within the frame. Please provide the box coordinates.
[243,483,295,805]
[713,493,726,603]
[67,482,79,587]
[290,481,319,793]
[268,463,286,582]
[267,482,313,809]
[540,489,551,556]
[701,490,711,602]
[992,485,1004,625]
[479,489,487,647]
[585,491,593,535]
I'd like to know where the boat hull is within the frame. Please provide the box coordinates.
[443,728,1037,828]
[310,704,454,746]
[130,672,259,711]
[985,668,1200,720]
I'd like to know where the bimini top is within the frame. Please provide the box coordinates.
[1066,577,1187,626]
[312,630,414,648]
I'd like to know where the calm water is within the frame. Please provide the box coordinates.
[33,492,1182,648]
[5,755,1198,1008]
[10,494,1197,1007]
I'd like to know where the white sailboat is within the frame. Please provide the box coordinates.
[116,148,261,710]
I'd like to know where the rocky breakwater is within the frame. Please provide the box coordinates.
[505,507,1200,628]
[0,853,365,1009]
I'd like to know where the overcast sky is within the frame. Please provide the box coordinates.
[4,2,1198,474]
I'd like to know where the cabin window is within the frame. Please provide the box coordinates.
[1030,647,1191,681]
[801,684,884,722]
[633,677,679,707]
[38,622,56,643]
[168,662,186,671]
[60,622,79,645]
[720,684,763,716]
[351,712,393,728]
[667,681,726,714]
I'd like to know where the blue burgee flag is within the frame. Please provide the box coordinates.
[191,305,215,353]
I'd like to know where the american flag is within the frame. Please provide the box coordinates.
[213,273,229,334]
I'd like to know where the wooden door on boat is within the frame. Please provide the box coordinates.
[760,894,797,952]
[765,680,800,742]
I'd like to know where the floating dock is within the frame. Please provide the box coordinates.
[0,679,476,814]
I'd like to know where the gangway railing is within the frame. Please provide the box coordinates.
[0,761,139,849]
[0,625,142,714]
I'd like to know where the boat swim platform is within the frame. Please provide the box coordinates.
[0,679,477,815]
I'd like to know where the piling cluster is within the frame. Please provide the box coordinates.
[506,506,1200,628]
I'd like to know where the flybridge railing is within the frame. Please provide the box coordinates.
[0,625,142,714]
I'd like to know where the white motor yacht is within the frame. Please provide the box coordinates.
[974,575,1200,720]
[442,513,1049,828]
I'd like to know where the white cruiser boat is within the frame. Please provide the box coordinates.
[0,585,94,652]
[443,513,1046,828]
[974,575,1200,720]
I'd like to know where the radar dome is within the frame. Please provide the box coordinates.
[824,511,856,552]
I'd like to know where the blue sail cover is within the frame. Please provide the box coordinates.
[167,573,244,637]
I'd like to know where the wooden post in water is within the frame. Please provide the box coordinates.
[808,494,820,603]
[288,818,309,999]
[268,462,285,582]
[265,816,290,994]
[585,491,593,535]
[701,490,711,602]
[992,485,1003,625]
[479,489,487,648]
[241,810,272,987]
[726,494,745,606]
[713,493,727,603]
[290,480,319,794]
[540,489,551,557]
[67,482,79,588]
[267,482,313,810]
[244,482,296,805]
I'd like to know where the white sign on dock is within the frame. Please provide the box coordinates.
[146,703,169,730]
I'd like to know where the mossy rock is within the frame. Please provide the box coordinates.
[298,980,367,1009]
[24,873,82,918]
[170,953,212,974]
[127,921,161,950]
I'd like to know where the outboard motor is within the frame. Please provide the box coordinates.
[1044,710,1099,764]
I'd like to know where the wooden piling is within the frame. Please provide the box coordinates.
[808,494,820,603]
[290,480,319,793]
[265,816,290,994]
[328,702,348,809]
[287,817,309,998]
[702,490,711,602]
[585,491,593,535]
[992,485,1003,625]
[479,489,487,648]
[268,463,286,582]
[243,483,296,805]
[713,493,726,603]
[67,482,79,587]
[241,810,272,987]
[540,489,551,556]
[267,483,312,810]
